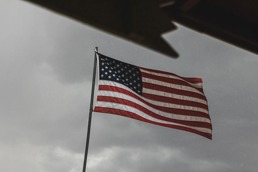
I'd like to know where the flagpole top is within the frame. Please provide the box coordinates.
[94,47,98,52]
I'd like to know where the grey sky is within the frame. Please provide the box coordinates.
[1,1,258,172]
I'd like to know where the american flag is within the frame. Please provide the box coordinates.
[93,53,212,139]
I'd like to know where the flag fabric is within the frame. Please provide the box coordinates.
[93,53,212,139]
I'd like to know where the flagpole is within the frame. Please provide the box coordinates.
[82,47,98,172]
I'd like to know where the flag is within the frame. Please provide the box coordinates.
[93,53,212,139]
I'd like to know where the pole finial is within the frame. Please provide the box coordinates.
[94,47,98,52]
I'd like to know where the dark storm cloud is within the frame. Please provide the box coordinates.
[1,1,258,172]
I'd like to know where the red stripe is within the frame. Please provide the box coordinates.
[99,85,210,118]
[141,72,204,92]
[94,107,212,140]
[139,67,203,84]
[97,96,212,128]
[142,82,207,101]
[142,92,208,110]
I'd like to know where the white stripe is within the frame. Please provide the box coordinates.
[143,88,207,105]
[98,90,211,123]
[99,80,208,115]
[142,96,209,114]
[140,68,203,89]
[98,81,211,123]
[95,101,212,134]
[142,77,204,96]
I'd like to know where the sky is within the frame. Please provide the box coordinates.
[1,1,258,172]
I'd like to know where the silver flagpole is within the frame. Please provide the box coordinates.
[82,47,98,172]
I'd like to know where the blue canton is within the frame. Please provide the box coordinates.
[98,53,142,95]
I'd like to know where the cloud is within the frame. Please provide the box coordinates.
[1,1,258,172]
[0,142,83,172]
[87,145,231,172]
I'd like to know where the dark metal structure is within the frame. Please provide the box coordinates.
[23,0,179,58]
[162,0,258,55]
[24,0,258,57]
